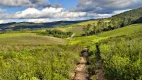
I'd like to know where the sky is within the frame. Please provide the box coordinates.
[0,0,142,23]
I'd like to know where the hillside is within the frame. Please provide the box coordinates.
[0,20,89,31]
[0,32,66,45]
[56,7,142,37]
[0,31,81,80]
[69,23,142,80]
[69,24,142,45]
[1,7,142,34]
[0,7,142,80]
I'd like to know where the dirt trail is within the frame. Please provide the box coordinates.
[72,48,89,80]
[72,46,105,80]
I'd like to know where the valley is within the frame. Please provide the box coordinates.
[0,7,142,80]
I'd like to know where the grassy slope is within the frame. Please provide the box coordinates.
[0,22,141,80]
[54,21,97,37]
[69,24,142,46]
[0,31,81,80]
[68,23,142,80]
[56,19,110,37]
[0,32,67,46]
[98,24,142,37]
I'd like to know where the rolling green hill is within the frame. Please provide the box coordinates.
[0,7,142,80]
[0,33,67,46]
[0,20,88,31]
[57,7,142,36]
[69,24,142,45]
[0,32,81,80]
[68,23,142,80]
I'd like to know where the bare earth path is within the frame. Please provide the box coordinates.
[72,48,89,80]
[71,46,105,80]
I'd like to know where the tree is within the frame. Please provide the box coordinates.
[83,24,91,36]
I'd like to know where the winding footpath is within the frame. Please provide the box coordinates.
[72,48,89,80]
[71,46,105,80]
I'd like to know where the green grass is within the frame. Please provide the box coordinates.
[0,23,141,80]
[61,19,110,28]
[87,24,142,80]
[69,24,142,46]
[57,19,110,37]
[98,24,142,37]
[0,32,81,80]
[0,33,35,39]
[0,32,67,46]
[0,45,81,80]
[69,35,107,46]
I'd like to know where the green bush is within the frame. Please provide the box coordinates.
[100,39,142,80]
[39,29,73,38]
[0,45,80,80]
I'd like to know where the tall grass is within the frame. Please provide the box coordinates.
[0,32,82,80]
[88,26,142,80]
[0,45,81,80]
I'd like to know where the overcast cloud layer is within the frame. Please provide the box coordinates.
[0,0,142,23]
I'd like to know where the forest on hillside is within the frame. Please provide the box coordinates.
[82,8,142,36]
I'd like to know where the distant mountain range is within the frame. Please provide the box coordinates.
[0,20,94,31]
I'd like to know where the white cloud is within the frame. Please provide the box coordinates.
[0,19,23,24]
[112,9,132,14]
[0,7,132,24]
[0,7,87,19]
[15,8,41,19]
[25,17,90,23]
[0,9,7,13]
[26,18,50,23]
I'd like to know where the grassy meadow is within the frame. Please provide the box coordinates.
[69,24,142,45]
[0,22,142,80]
[0,3,142,80]
[72,24,142,80]
[0,31,83,80]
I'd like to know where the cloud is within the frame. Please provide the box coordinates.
[112,9,132,14]
[0,6,132,24]
[0,0,48,7]
[0,7,88,23]
[73,0,142,13]
[43,4,62,8]
[0,19,24,24]
[0,7,87,19]
[0,9,7,13]
[25,17,92,23]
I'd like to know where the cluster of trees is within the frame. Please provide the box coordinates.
[83,7,142,36]
[39,29,73,38]
[108,7,142,29]
[83,20,110,36]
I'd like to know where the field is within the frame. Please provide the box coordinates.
[0,22,142,80]
[1,2,142,80]
[98,24,142,37]
[0,32,82,80]
[0,32,66,46]
[69,24,142,45]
